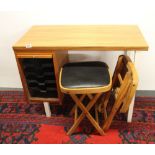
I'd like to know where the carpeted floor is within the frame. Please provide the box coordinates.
[0,91,155,144]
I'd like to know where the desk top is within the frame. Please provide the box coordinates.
[13,25,148,51]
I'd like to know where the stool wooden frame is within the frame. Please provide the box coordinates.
[59,68,112,135]
[98,55,138,131]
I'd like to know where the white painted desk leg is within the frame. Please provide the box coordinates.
[124,51,136,123]
[127,94,135,122]
[43,102,51,117]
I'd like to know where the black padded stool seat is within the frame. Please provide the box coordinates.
[61,61,110,89]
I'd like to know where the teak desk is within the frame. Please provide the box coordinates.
[13,25,148,120]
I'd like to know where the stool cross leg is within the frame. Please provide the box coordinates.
[67,93,105,135]
[69,94,93,116]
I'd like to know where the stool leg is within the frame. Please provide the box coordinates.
[72,94,104,135]
[103,87,128,130]
[95,104,99,124]
[67,93,104,136]
[80,94,86,101]
[69,106,75,116]
[67,93,101,135]
[69,94,86,116]
[98,91,111,120]
[74,104,78,122]
[87,94,93,100]
[103,105,118,131]
[43,102,51,117]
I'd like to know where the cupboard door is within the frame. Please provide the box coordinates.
[19,58,58,99]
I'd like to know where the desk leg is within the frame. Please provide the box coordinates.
[127,94,135,122]
[43,102,51,117]
[124,51,136,123]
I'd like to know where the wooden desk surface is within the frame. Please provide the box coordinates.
[13,25,148,51]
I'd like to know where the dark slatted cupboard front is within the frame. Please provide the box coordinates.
[20,58,58,98]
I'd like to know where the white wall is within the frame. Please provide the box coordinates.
[0,0,155,90]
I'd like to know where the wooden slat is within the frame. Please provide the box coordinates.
[114,87,120,99]
[120,62,139,113]
[118,73,123,85]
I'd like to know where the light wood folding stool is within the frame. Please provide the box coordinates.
[98,55,138,131]
[59,61,112,135]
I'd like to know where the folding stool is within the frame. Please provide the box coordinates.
[98,55,138,131]
[59,61,112,135]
